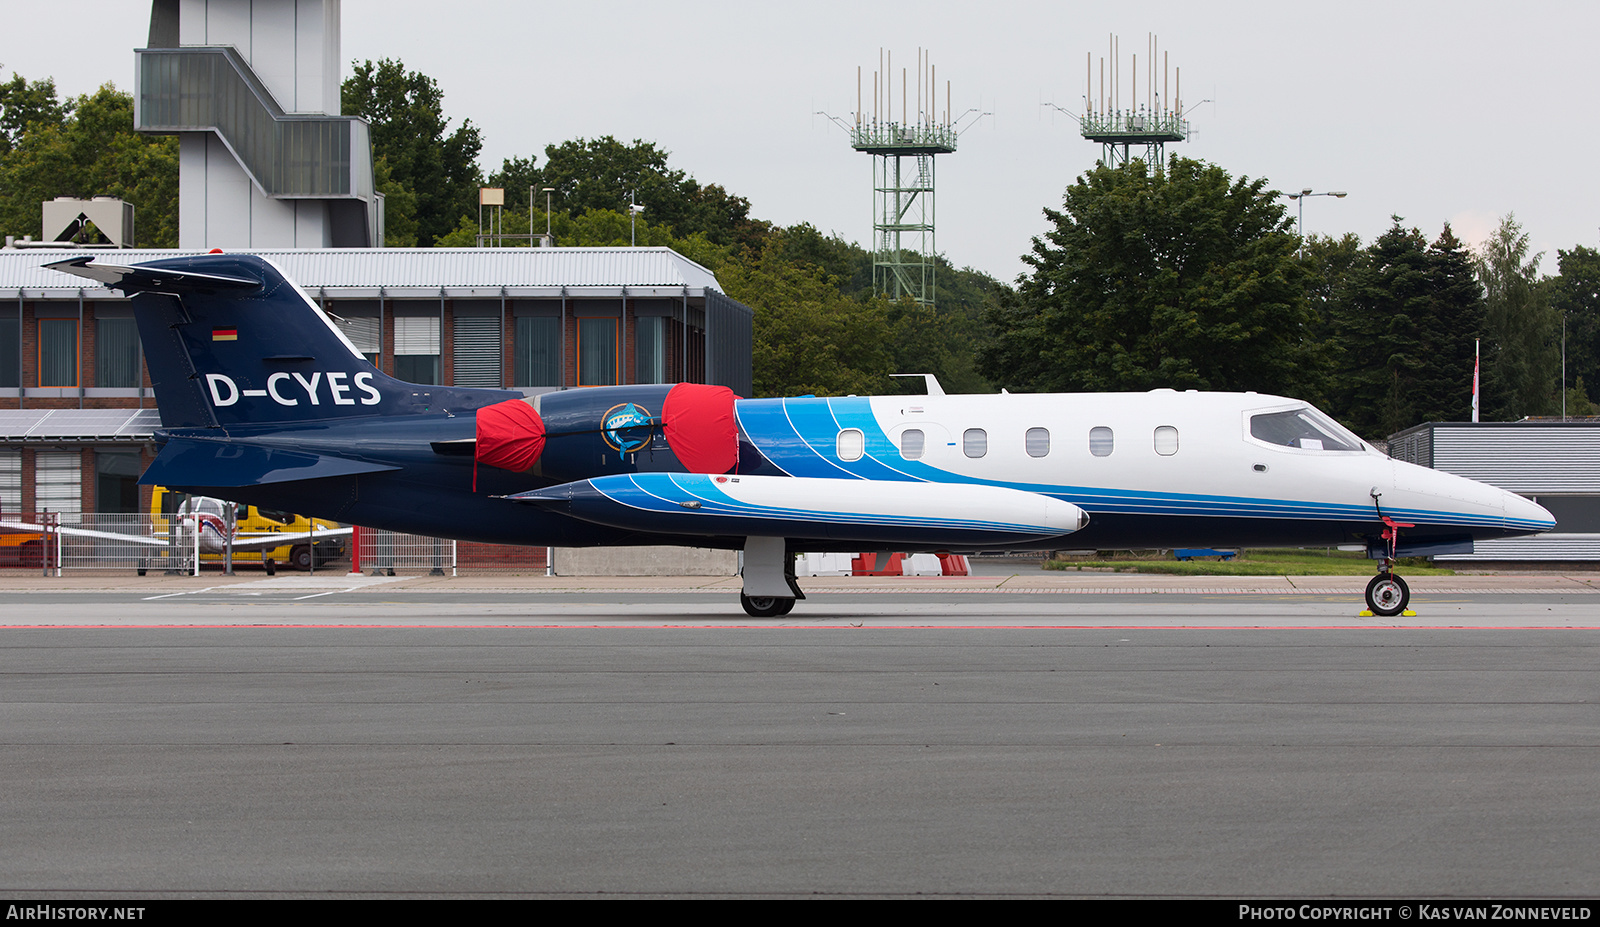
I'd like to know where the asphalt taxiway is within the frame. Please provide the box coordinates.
[1,572,1597,898]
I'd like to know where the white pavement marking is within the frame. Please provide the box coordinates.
[141,587,221,600]
[217,575,412,595]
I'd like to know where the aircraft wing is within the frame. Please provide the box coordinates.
[224,528,353,549]
[0,520,170,547]
[1,521,350,550]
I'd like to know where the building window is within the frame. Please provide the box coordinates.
[1527,495,1600,534]
[964,428,987,458]
[39,318,78,387]
[1026,427,1050,458]
[337,315,380,365]
[1089,426,1114,457]
[900,429,925,460]
[515,316,561,387]
[393,316,440,385]
[579,318,617,385]
[95,318,142,388]
[34,450,81,515]
[0,312,18,388]
[0,449,19,513]
[837,428,864,462]
[452,316,503,388]
[1154,425,1179,456]
[636,315,666,384]
[95,452,142,513]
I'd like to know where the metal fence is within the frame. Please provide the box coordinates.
[1,513,189,575]
[356,529,456,576]
[2,515,560,575]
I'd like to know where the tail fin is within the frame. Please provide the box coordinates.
[47,254,516,428]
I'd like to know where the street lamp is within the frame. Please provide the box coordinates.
[629,197,645,247]
[543,187,555,239]
[1285,188,1347,258]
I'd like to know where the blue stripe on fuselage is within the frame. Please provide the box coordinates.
[734,396,1533,535]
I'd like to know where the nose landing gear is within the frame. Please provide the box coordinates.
[1365,489,1416,617]
[1365,570,1410,617]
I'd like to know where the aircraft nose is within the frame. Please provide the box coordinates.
[1503,491,1556,533]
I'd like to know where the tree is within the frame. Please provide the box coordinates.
[1549,245,1600,411]
[1325,221,1484,437]
[0,70,68,153]
[342,59,482,246]
[716,240,893,397]
[0,82,177,246]
[372,156,418,247]
[980,157,1312,396]
[527,137,770,249]
[1475,214,1558,420]
[1422,224,1488,419]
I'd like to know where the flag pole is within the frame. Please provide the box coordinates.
[1471,339,1480,423]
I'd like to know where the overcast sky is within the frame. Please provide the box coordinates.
[6,1,1597,280]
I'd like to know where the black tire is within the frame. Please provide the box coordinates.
[290,545,313,572]
[741,593,793,618]
[1365,573,1410,617]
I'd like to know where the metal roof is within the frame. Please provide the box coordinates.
[0,247,727,299]
[0,409,161,442]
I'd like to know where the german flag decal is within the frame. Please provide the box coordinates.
[212,328,238,341]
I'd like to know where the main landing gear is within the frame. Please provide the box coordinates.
[740,536,805,618]
[740,593,796,618]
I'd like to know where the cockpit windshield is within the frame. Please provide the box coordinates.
[1249,407,1364,452]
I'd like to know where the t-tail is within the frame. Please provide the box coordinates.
[46,254,517,429]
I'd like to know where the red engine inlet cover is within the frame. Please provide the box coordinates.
[476,398,545,472]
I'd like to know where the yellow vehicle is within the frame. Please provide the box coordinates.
[0,523,48,567]
[150,486,346,571]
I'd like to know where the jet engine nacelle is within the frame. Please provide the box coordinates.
[475,383,739,482]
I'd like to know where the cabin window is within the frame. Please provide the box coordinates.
[837,428,864,462]
[1249,408,1363,452]
[1154,426,1179,456]
[964,428,987,458]
[1026,427,1050,458]
[900,429,925,460]
[1089,426,1114,457]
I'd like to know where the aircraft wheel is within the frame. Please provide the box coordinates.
[290,545,314,572]
[1365,573,1410,617]
[741,593,793,618]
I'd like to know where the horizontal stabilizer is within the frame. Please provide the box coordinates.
[141,438,399,488]
[44,255,262,294]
